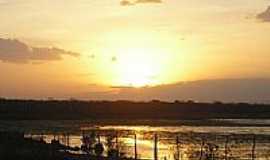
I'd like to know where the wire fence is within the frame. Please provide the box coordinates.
[25,131,270,160]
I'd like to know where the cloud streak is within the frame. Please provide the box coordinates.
[257,6,270,22]
[0,38,79,63]
[88,79,270,103]
[120,0,162,6]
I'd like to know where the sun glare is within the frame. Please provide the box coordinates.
[97,30,180,87]
[115,48,161,87]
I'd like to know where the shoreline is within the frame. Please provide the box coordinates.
[1,119,270,128]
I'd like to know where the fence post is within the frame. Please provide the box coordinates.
[176,135,180,160]
[134,134,137,160]
[199,138,205,160]
[67,132,70,147]
[154,134,158,160]
[116,134,119,158]
[252,135,256,160]
[225,135,229,160]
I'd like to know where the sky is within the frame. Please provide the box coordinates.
[1,0,270,101]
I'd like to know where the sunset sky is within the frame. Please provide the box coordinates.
[1,0,270,100]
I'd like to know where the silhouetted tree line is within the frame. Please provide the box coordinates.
[0,131,66,160]
[0,99,270,120]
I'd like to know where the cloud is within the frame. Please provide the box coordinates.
[111,56,117,62]
[86,79,270,103]
[0,0,8,5]
[257,6,270,22]
[120,0,134,6]
[136,0,162,4]
[89,54,95,59]
[120,0,162,6]
[110,86,135,89]
[0,38,79,63]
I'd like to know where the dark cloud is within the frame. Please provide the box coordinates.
[120,0,134,6]
[257,6,270,22]
[0,38,79,63]
[136,0,162,4]
[88,79,270,103]
[110,86,135,89]
[120,0,162,6]
[89,54,95,59]
[111,56,117,62]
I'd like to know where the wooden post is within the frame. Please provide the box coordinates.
[41,133,43,140]
[252,135,256,160]
[67,133,70,147]
[199,138,205,160]
[176,135,180,160]
[134,134,137,160]
[116,134,119,158]
[98,134,101,143]
[224,136,229,160]
[154,134,158,160]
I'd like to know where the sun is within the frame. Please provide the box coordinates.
[115,48,161,87]
[118,61,154,87]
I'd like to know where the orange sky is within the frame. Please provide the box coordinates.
[1,0,270,100]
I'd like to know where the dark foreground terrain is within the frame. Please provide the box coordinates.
[0,131,126,160]
[0,132,66,160]
[0,99,270,120]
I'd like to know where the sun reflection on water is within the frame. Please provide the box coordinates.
[24,125,270,160]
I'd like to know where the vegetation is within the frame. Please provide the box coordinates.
[0,99,270,120]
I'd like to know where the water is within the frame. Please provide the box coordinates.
[1,119,270,160]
